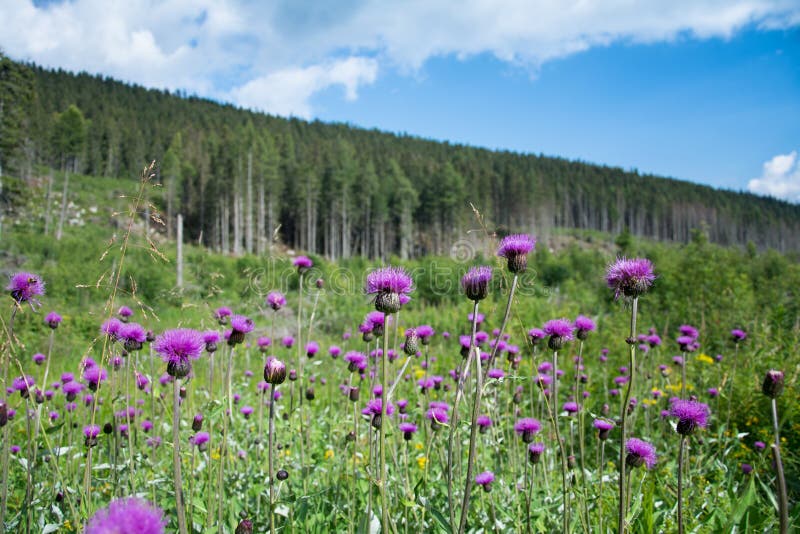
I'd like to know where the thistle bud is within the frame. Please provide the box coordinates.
[187,415,201,433]
[276,469,289,481]
[235,519,253,534]
[404,330,419,355]
[167,360,192,379]
[762,370,784,399]
[264,357,287,385]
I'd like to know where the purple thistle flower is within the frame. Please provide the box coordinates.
[754,441,766,451]
[141,420,153,432]
[192,432,210,450]
[83,366,108,390]
[593,419,615,440]
[45,311,62,329]
[201,331,220,352]
[84,425,101,439]
[293,256,313,272]
[730,329,747,343]
[707,387,719,398]
[477,415,493,433]
[497,234,536,273]
[528,442,546,463]
[563,401,580,414]
[468,312,485,325]
[306,341,319,357]
[574,315,596,340]
[240,406,254,418]
[49,411,59,422]
[266,291,286,311]
[461,266,493,301]
[153,329,203,378]
[625,438,657,469]
[678,325,699,340]
[329,345,342,358]
[6,272,45,304]
[475,471,495,491]
[281,335,294,348]
[676,336,696,352]
[741,463,753,475]
[84,497,167,534]
[117,306,133,319]
[605,257,655,299]
[101,318,123,340]
[257,336,272,349]
[32,353,46,365]
[528,328,545,347]
[514,417,542,443]
[63,381,84,400]
[366,266,413,313]
[119,322,147,351]
[487,368,505,379]
[416,324,435,342]
[399,422,418,440]
[228,315,254,345]
[647,334,662,347]
[215,306,232,323]
[344,351,368,373]
[543,319,575,351]
[670,399,710,435]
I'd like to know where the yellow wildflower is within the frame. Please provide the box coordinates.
[417,456,427,470]
[696,353,714,365]
[324,449,334,460]
[414,368,426,380]
[415,443,424,450]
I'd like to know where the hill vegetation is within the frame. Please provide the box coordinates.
[2,52,800,258]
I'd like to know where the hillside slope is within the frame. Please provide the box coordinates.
[2,55,800,255]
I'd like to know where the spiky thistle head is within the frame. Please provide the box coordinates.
[366,266,413,313]
[605,257,655,299]
[497,234,535,273]
[461,266,492,301]
[7,272,45,305]
[84,497,167,534]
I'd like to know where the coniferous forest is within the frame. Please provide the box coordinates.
[2,53,800,256]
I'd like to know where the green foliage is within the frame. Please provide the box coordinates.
[3,58,800,257]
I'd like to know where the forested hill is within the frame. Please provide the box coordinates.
[3,55,800,255]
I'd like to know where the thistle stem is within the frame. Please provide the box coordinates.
[269,385,278,534]
[0,306,18,530]
[447,300,480,527]
[771,398,788,534]
[173,379,188,534]
[677,435,686,534]
[379,312,390,534]
[618,296,638,534]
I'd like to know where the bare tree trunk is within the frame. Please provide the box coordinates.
[44,171,54,235]
[342,190,349,259]
[246,150,253,254]
[222,198,230,253]
[267,197,274,255]
[177,214,184,288]
[56,171,69,241]
[167,174,174,239]
[233,191,242,256]
[257,182,265,255]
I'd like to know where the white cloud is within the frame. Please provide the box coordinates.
[1,0,799,116]
[230,57,378,118]
[748,151,800,202]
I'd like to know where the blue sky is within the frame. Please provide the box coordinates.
[2,0,799,200]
